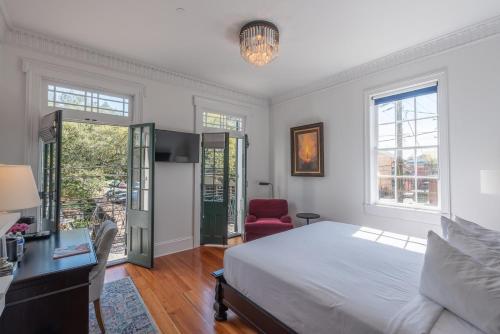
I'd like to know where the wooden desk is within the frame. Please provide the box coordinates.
[0,229,97,334]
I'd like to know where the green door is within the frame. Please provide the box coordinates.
[39,110,62,232]
[201,132,229,245]
[127,123,155,268]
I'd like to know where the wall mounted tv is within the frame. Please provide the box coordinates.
[155,129,200,163]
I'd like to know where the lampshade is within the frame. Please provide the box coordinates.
[480,170,500,194]
[0,165,40,211]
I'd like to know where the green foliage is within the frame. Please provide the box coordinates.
[202,137,238,175]
[61,122,128,202]
[69,219,91,229]
[229,137,237,178]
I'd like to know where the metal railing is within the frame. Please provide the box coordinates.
[60,179,127,262]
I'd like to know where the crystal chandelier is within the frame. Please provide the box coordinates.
[240,21,279,66]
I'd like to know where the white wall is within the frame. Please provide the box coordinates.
[271,35,500,237]
[2,28,499,247]
[0,43,270,255]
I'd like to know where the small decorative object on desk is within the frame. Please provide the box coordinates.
[53,243,90,259]
[15,232,25,261]
[0,258,14,277]
[8,223,30,234]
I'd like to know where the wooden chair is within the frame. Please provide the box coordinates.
[89,220,118,333]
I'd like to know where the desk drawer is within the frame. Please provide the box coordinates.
[0,282,89,334]
[6,266,90,305]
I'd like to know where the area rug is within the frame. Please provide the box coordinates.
[89,277,159,334]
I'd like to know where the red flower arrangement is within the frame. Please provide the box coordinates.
[9,223,30,234]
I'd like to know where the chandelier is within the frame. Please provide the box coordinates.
[240,21,279,66]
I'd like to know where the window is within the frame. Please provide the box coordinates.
[366,77,449,215]
[47,84,130,117]
[202,111,244,132]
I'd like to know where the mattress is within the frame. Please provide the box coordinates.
[224,221,425,334]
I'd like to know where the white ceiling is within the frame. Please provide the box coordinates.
[4,0,500,98]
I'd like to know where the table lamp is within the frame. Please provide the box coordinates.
[0,165,41,257]
[480,170,500,194]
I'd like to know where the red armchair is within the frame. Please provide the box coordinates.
[244,199,293,242]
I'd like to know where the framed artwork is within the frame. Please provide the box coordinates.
[290,122,324,177]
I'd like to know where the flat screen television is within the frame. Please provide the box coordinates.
[155,129,200,163]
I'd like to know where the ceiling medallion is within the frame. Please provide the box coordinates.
[239,20,279,66]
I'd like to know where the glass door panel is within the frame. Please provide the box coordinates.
[201,132,229,245]
[39,110,62,232]
[127,123,155,268]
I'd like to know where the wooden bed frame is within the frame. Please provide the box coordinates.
[212,269,297,334]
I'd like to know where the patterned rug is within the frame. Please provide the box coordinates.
[89,277,159,334]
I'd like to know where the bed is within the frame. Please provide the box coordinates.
[213,221,484,334]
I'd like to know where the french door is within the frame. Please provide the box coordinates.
[228,135,248,237]
[127,123,155,268]
[39,110,62,232]
[201,132,230,245]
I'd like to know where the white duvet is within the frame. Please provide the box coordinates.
[223,221,484,334]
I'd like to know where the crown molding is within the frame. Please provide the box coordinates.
[272,15,500,105]
[1,26,269,107]
[1,0,499,108]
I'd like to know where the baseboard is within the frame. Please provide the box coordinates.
[154,236,193,258]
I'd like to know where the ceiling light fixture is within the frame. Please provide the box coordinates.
[239,20,279,67]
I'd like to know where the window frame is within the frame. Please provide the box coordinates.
[199,108,246,138]
[364,71,450,224]
[193,95,251,248]
[202,111,245,134]
[43,80,134,126]
[22,58,145,232]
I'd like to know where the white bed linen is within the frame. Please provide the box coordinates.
[224,221,486,334]
[385,294,444,334]
[224,221,424,334]
[386,293,486,334]
[432,311,486,334]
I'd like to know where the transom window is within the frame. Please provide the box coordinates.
[202,111,243,132]
[372,82,440,209]
[47,84,130,117]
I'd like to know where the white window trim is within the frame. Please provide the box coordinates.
[201,109,245,137]
[23,58,145,170]
[363,70,450,225]
[44,80,134,126]
[22,58,145,230]
[195,96,247,137]
[192,95,251,247]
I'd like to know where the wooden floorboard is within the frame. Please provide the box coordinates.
[105,240,257,334]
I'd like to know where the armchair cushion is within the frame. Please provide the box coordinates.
[280,215,292,224]
[244,199,293,242]
[248,199,288,219]
[245,220,293,233]
[245,214,257,223]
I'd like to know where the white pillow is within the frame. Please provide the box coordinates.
[455,216,500,244]
[448,221,500,270]
[420,231,500,334]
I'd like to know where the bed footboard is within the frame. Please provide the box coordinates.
[212,269,296,334]
[212,269,228,321]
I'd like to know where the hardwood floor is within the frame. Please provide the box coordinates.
[105,239,257,334]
